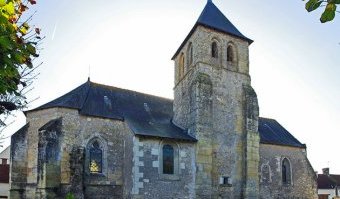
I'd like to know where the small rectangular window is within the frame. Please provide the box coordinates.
[1,159,7,165]
[219,176,232,186]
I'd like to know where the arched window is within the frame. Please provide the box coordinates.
[187,43,193,66]
[227,45,234,62]
[179,53,185,79]
[162,144,174,174]
[89,140,103,173]
[85,136,108,176]
[211,42,218,58]
[282,158,291,185]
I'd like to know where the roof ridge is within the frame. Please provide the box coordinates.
[80,80,92,110]
[89,81,174,102]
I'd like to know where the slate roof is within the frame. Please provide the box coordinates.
[28,81,305,148]
[172,0,253,60]
[259,118,306,148]
[29,80,196,142]
[318,174,340,189]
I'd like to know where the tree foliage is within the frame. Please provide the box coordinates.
[0,0,41,126]
[304,0,340,23]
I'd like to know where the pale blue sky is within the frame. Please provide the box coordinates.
[3,0,340,174]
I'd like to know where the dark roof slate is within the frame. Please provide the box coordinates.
[172,1,252,60]
[317,174,340,189]
[259,118,306,148]
[29,81,305,147]
[30,81,196,142]
[196,1,252,42]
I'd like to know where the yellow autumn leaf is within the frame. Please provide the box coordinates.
[12,23,18,30]
[0,0,6,7]
[3,2,15,15]
[20,26,27,35]
[23,22,29,29]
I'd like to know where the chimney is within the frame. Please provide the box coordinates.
[1,158,7,165]
[322,168,330,175]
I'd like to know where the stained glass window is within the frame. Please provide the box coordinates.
[163,144,174,174]
[89,141,102,173]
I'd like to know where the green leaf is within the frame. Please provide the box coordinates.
[306,0,323,12]
[26,43,35,54]
[0,36,13,50]
[13,53,25,64]
[329,0,340,4]
[320,3,337,23]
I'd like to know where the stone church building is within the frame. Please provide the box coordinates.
[10,1,317,198]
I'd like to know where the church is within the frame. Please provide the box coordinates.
[9,1,317,198]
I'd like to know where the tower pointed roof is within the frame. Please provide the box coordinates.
[197,1,252,42]
[172,1,253,60]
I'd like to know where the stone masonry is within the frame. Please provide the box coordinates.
[9,1,317,199]
[173,25,260,198]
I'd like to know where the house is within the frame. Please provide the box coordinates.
[318,168,340,199]
[0,146,10,198]
[9,1,317,198]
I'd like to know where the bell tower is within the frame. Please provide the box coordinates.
[172,1,260,198]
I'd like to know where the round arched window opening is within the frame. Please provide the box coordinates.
[282,158,292,185]
[227,45,235,63]
[89,140,103,173]
[179,53,185,79]
[211,42,218,58]
[188,43,193,66]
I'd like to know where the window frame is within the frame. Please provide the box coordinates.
[89,140,103,174]
[159,141,180,180]
[226,42,238,69]
[187,42,193,67]
[211,41,218,58]
[178,53,185,80]
[162,144,175,174]
[281,157,292,185]
[85,136,108,176]
[227,45,234,63]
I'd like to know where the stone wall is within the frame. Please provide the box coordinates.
[243,85,260,199]
[10,124,28,199]
[10,108,135,199]
[259,144,318,199]
[172,25,258,198]
[131,137,196,199]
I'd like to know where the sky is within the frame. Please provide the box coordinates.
[2,0,340,174]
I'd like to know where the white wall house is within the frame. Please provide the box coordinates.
[318,168,340,199]
[0,146,10,199]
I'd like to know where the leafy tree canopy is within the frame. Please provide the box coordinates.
[0,0,41,126]
[305,0,339,23]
